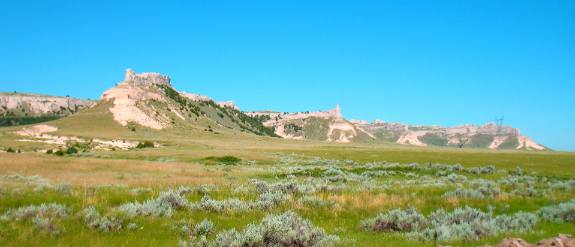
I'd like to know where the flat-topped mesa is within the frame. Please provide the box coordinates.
[124,69,171,86]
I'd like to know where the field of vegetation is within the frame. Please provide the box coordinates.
[1,141,574,246]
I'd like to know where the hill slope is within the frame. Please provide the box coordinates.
[0,69,546,151]
[249,106,546,150]
[247,105,374,143]
[99,69,276,136]
[354,120,546,150]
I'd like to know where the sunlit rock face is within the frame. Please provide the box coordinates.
[124,68,171,86]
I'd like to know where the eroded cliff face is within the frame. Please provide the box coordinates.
[0,93,95,126]
[0,94,94,115]
[1,68,547,150]
[249,106,545,150]
[99,69,275,136]
[354,121,546,150]
[247,105,374,143]
[101,69,171,129]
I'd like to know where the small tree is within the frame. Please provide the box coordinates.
[65,146,78,155]
[136,141,154,149]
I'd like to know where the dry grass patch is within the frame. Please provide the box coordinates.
[326,192,419,210]
[0,153,259,187]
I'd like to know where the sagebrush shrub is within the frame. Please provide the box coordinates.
[118,189,190,218]
[421,207,536,242]
[443,179,501,199]
[298,196,332,208]
[362,206,537,242]
[1,203,68,236]
[1,203,68,221]
[210,211,339,247]
[191,196,249,213]
[194,219,214,236]
[361,208,426,232]
[549,179,575,191]
[56,183,72,194]
[464,165,496,175]
[446,173,468,183]
[82,206,123,232]
[251,191,286,211]
[32,216,62,235]
[538,199,575,223]
[443,188,484,199]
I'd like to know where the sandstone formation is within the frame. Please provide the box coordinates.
[99,69,273,136]
[491,234,575,247]
[0,92,95,126]
[355,120,546,150]
[101,69,170,129]
[250,105,545,150]
[248,105,374,143]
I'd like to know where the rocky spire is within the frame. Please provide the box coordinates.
[332,104,343,118]
[124,68,171,86]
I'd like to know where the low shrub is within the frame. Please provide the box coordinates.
[202,156,241,165]
[1,203,68,221]
[57,183,72,194]
[298,196,331,208]
[362,206,537,242]
[417,207,537,242]
[538,199,575,223]
[65,146,78,155]
[443,188,484,199]
[212,211,339,247]
[118,189,190,218]
[194,219,214,236]
[549,179,575,191]
[1,203,68,235]
[446,173,468,183]
[81,206,123,232]
[251,191,286,211]
[136,141,154,149]
[32,216,62,235]
[192,196,249,213]
[361,208,426,232]
[464,165,496,175]
[443,179,501,199]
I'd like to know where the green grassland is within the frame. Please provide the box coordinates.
[0,110,574,246]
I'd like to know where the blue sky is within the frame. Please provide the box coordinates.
[1,1,574,151]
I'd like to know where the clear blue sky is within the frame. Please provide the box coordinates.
[1,1,574,151]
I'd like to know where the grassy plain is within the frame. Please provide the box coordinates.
[0,116,574,246]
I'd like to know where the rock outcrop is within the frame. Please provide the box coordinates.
[355,120,546,150]
[101,69,170,129]
[99,69,274,136]
[124,68,171,86]
[181,92,239,110]
[0,93,95,126]
[248,105,374,143]
[250,105,545,150]
[490,234,575,247]
[0,93,94,115]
